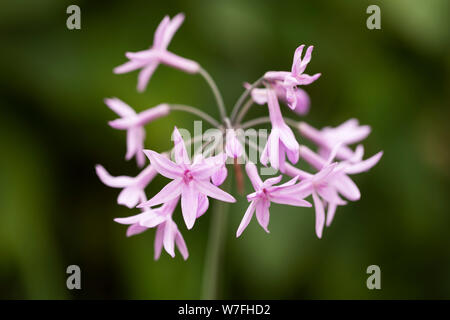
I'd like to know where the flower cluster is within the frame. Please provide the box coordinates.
[97,13,382,260]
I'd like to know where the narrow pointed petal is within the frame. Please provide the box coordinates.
[144,150,183,179]
[255,200,270,233]
[175,229,189,260]
[154,224,164,260]
[194,180,236,203]
[345,151,383,174]
[161,13,185,49]
[211,164,227,186]
[137,61,159,92]
[117,187,144,208]
[160,51,200,73]
[95,165,134,188]
[270,195,311,207]
[181,183,199,229]
[326,202,338,227]
[312,191,325,239]
[245,162,263,190]
[138,179,182,208]
[104,98,136,117]
[126,224,148,237]
[172,126,190,165]
[163,220,176,257]
[236,201,257,237]
[153,16,171,48]
[333,174,361,201]
[114,211,150,225]
[197,194,209,217]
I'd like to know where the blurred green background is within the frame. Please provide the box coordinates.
[0,0,449,299]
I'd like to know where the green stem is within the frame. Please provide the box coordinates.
[199,67,227,121]
[201,179,230,300]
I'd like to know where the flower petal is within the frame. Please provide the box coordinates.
[154,224,164,260]
[236,201,257,237]
[175,229,189,260]
[181,183,199,229]
[345,151,383,175]
[95,165,134,188]
[144,150,183,179]
[163,220,176,257]
[194,180,236,203]
[138,179,182,208]
[126,224,148,237]
[104,98,136,117]
[312,191,325,239]
[255,199,270,233]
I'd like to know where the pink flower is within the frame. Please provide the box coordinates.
[298,119,371,161]
[264,45,320,110]
[260,88,300,170]
[115,197,189,260]
[138,127,236,229]
[283,145,383,238]
[114,13,200,92]
[95,164,157,208]
[236,162,311,237]
[225,128,244,159]
[247,84,310,115]
[105,98,170,167]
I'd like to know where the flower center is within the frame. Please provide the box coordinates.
[183,169,194,183]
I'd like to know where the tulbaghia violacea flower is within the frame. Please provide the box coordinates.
[264,45,321,110]
[236,162,311,237]
[247,83,311,115]
[298,119,371,161]
[282,145,383,238]
[225,129,244,159]
[95,164,157,208]
[138,127,236,229]
[260,88,300,170]
[115,197,189,260]
[105,98,170,167]
[114,13,200,92]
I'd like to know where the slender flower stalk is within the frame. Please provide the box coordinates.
[97,12,383,298]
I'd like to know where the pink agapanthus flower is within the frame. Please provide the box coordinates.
[114,13,200,92]
[138,127,236,229]
[264,45,321,110]
[105,98,170,167]
[115,197,189,260]
[260,88,300,170]
[236,162,311,237]
[298,119,371,162]
[95,164,157,208]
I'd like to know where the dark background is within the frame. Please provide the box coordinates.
[0,0,449,299]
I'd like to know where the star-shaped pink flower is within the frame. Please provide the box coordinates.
[138,127,236,229]
[95,164,157,208]
[105,98,170,167]
[114,13,200,92]
[236,162,311,237]
[264,45,321,110]
[115,197,189,260]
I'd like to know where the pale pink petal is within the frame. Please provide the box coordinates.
[163,220,176,257]
[211,164,227,186]
[270,195,311,207]
[197,194,209,217]
[117,187,144,208]
[181,183,199,229]
[104,98,136,117]
[137,61,159,92]
[296,73,321,85]
[114,211,150,225]
[140,213,167,228]
[172,127,190,165]
[114,59,147,74]
[154,224,164,260]
[333,174,361,201]
[255,200,270,233]
[159,51,199,73]
[194,180,236,203]
[161,13,185,49]
[138,179,183,208]
[144,150,183,179]
[175,229,189,260]
[95,165,134,188]
[153,16,171,48]
[245,162,263,190]
[326,202,338,227]
[236,201,257,237]
[312,191,325,239]
[345,151,383,175]
[262,175,283,188]
[126,224,148,237]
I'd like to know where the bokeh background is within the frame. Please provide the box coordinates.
[0,0,449,299]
